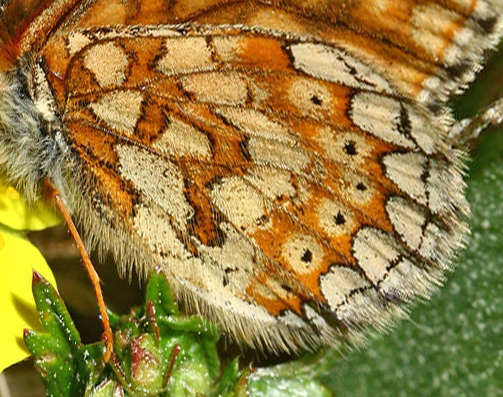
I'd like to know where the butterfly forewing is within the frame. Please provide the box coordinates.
[0,0,501,352]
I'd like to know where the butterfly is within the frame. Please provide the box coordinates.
[0,0,501,356]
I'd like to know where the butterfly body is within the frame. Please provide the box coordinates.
[0,0,501,353]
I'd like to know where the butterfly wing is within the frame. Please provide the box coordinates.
[1,0,500,352]
[33,25,466,350]
[16,0,502,105]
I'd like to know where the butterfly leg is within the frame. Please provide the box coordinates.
[43,180,114,362]
[449,97,503,144]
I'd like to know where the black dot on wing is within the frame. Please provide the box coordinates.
[334,211,346,225]
[301,249,313,263]
[344,140,357,155]
[356,182,367,191]
[311,94,323,106]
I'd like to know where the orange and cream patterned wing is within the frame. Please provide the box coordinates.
[19,0,503,104]
[4,0,501,352]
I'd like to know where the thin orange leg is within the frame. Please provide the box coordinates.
[43,180,113,362]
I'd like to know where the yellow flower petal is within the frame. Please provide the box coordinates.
[0,225,57,372]
[0,179,61,231]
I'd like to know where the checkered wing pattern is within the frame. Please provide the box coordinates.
[0,0,501,352]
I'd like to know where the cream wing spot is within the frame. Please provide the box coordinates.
[282,234,325,275]
[419,221,466,266]
[472,0,498,20]
[303,305,331,332]
[419,76,443,103]
[320,266,369,308]
[89,91,143,136]
[447,27,475,61]
[246,137,311,172]
[379,258,431,301]
[247,78,272,106]
[181,73,248,105]
[419,223,450,263]
[215,107,295,144]
[419,223,440,260]
[134,204,191,260]
[289,42,392,93]
[213,36,244,62]
[351,92,415,148]
[245,167,296,202]
[426,160,466,215]
[404,104,441,154]
[386,196,426,251]
[210,176,267,233]
[157,37,215,75]
[383,152,427,205]
[425,168,446,215]
[116,143,193,227]
[353,228,400,285]
[163,252,277,334]
[153,117,211,158]
[67,32,91,55]
[337,286,403,333]
[84,42,128,88]
[198,223,256,295]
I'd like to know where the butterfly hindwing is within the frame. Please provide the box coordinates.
[0,0,500,352]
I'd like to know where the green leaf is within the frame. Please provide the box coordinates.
[31,271,82,347]
[212,358,247,397]
[24,271,88,396]
[248,354,334,397]
[145,267,178,317]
